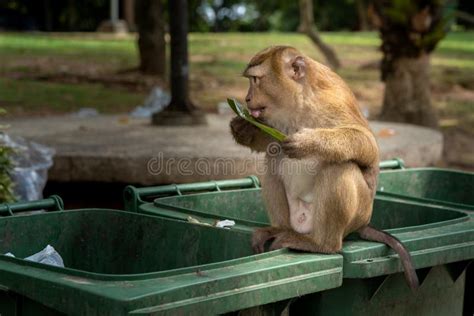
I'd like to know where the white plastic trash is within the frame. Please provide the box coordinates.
[5,245,65,268]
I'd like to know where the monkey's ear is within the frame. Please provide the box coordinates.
[290,56,306,81]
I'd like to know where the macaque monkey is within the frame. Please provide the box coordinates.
[230,46,419,290]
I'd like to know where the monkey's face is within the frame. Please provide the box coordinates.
[243,62,274,120]
[243,47,307,127]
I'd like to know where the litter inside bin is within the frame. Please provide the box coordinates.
[215,219,235,228]
[187,216,236,229]
[5,244,64,267]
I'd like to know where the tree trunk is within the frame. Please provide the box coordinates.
[356,0,369,30]
[43,0,53,31]
[379,54,438,128]
[135,0,166,76]
[124,0,135,31]
[298,0,341,70]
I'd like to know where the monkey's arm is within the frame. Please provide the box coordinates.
[282,125,379,167]
[230,116,273,153]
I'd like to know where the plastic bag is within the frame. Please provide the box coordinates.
[215,219,236,229]
[71,107,99,118]
[0,134,55,201]
[25,245,64,267]
[130,86,170,118]
[5,245,65,267]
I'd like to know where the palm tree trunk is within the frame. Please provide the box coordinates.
[380,54,438,128]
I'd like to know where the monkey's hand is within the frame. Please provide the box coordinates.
[230,116,260,147]
[281,128,314,159]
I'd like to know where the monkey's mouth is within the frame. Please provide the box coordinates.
[248,107,266,118]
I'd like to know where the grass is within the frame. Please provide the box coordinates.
[0,78,144,115]
[0,31,473,118]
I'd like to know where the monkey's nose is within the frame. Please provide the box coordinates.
[245,96,251,103]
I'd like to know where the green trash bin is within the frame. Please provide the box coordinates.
[0,196,343,316]
[125,177,474,315]
[378,160,474,315]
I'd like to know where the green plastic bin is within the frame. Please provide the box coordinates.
[0,197,343,315]
[125,177,474,315]
[378,160,474,315]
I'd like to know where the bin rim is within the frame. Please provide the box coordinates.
[341,212,474,278]
[147,192,471,234]
[378,167,474,210]
[380,166,474,175]
[0,245,343,315]
[0,208,341,282]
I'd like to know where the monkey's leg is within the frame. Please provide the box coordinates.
[270,162,373,253]
[252,171,291,253]
[261,170,291,227]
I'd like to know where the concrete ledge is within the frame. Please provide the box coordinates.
[3,114,443,185]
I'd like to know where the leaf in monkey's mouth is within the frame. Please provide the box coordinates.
[227,98,287,142]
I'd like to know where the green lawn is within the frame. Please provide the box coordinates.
[0,31,473,122]
[0,78,144,114]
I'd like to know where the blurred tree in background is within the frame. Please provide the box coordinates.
[0,0,108,31]
[299,0,341,69]
[2,0,471,33]
[371,0,455,127]
[1,0,472,128]
[0,0,420,32]
[135,0,166,76]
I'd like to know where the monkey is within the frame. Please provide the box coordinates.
[230,46,419,291]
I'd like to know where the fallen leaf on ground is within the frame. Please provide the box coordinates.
[377,128,396,138]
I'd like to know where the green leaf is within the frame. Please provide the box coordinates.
[227,98,287,142]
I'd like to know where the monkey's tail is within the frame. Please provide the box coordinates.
[358,225,419,291]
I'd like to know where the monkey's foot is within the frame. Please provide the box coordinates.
[268,231,296,251]
[252,227,283,254]
[269,230,325,253]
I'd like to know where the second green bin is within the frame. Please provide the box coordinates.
[124,176,474,315]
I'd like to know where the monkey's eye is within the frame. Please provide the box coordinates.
[251,76,259,84]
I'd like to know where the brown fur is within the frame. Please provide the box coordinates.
[230,46,418,291]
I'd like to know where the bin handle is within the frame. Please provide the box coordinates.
[123,159,404,212]
[0,195,64,217]
[124,176,261,212]
[379,158,405,170]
